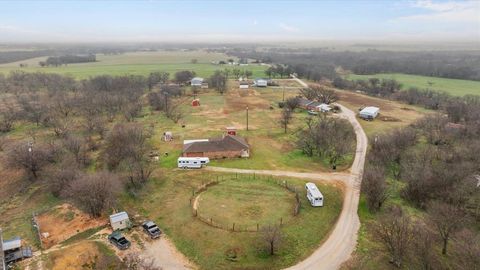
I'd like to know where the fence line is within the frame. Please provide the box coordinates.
[189,173,302,232]
[32,212,43,250]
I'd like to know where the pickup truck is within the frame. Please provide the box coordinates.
[108,231,131,250]
[142,220,162,239]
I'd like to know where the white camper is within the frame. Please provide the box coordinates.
[109,212,131,231]
[359,106,380,120]
[177,157,210,169]
[305,182,324,207]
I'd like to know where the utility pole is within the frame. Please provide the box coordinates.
[246,106,249,131]
[282,86,285,102]
[0,228,5,270]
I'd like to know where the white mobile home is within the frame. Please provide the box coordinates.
[359,106,380,120]
[177,157,210,169]
[109,212,131,231]
[254,78,268,87]
[305,182,324,207]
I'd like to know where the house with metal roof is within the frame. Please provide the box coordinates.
[254,78,268,87]
[191,77,204,87]
[359,106,380,120]
[183,135,249,159]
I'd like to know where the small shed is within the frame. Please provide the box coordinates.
[192,99,200,107]
[2,237,21,252]
[239,81,249,89]
[226,126,237,136]
[201,82,209,89]
[254,78,268,87]
[109,212,131,231]
[163,131,173,141]
[359,106,380,120]
[191,77,204,87]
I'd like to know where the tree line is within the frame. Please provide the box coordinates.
[39,54,97,67]
[229,48,480,81]
[0,70,195,218]
[360,92,480,268]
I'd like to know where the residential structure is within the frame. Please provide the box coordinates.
[109,212,131,231]
[316,103,332,112]
[359,106,380,120]
[191,77,204,87]
[254,78,268,87]
[182,135,250,159]
[239,81,249,89]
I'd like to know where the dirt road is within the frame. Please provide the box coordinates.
[207,79,368,270]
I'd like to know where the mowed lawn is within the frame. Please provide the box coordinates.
[121,171,343,270]
[0,50,268,79]
[346,73,480,97]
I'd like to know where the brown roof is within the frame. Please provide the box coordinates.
[183,135,249,153]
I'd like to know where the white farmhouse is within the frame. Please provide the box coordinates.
[109,212,131,231]
[359,106,380,120]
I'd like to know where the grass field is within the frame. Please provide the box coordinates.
[122,171,343,270]
[0,50,268,79]
[197,177,296,228]
[346,73,480,97]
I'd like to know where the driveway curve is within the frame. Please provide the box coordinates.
[207,81,368,269]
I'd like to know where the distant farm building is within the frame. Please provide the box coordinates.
[239,81,249,89]
[254,78,268,87]
[192,99,200,107]
[226,126,237,136]
[201,82,209,89]
[163,131,173,141]
[182,135,250,159]
[359,106,380,120]
[191,77,204,87]
[109,212,131,231]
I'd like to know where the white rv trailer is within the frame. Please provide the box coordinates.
[305,182,324,207]
[177,157,210,169]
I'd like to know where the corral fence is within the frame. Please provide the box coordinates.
[189,173,302,232]
[32,212,43,250]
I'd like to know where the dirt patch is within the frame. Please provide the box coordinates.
[37,203,107,249]
[337,91,395,112]
[378,115,401,122]
[224,94,271,113]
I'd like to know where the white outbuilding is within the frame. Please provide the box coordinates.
[109,212,131,231]
[316,103,332,112]
[359,106,380,120]
[191,77,204,87]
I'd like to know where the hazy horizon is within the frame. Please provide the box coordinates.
[1,0,479,43]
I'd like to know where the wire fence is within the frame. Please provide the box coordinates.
[189,173,302,232]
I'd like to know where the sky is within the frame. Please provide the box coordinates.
[0,0,479,43]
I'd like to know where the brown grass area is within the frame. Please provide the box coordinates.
[224,92,271,113]
[49,241,100,270]
[37,203,107,248]
[337,91,395,112]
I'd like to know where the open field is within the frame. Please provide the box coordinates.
[197,177,296,228]
[346,73,480,97]
[335,89,429,137]
[0,50,268,79]
[122,171,343,270]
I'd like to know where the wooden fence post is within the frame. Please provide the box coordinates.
[280,217,283,226]
[233,223,235,231]
[257,224,259,231]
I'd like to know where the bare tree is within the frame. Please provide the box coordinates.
[209,70,228,94]
[6,141,52,181]
[68,171,121,217]
[46,158,80,197]
[259,225,283,256]
[373,206,412,268]
[411,221,437,270]
[453,228,480,270]
[427,201,467,255]
[361,164,388,212]
[300,84,339,104]
[279,108,293,133]
[0,106,17,133]
[284,97,300,111]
